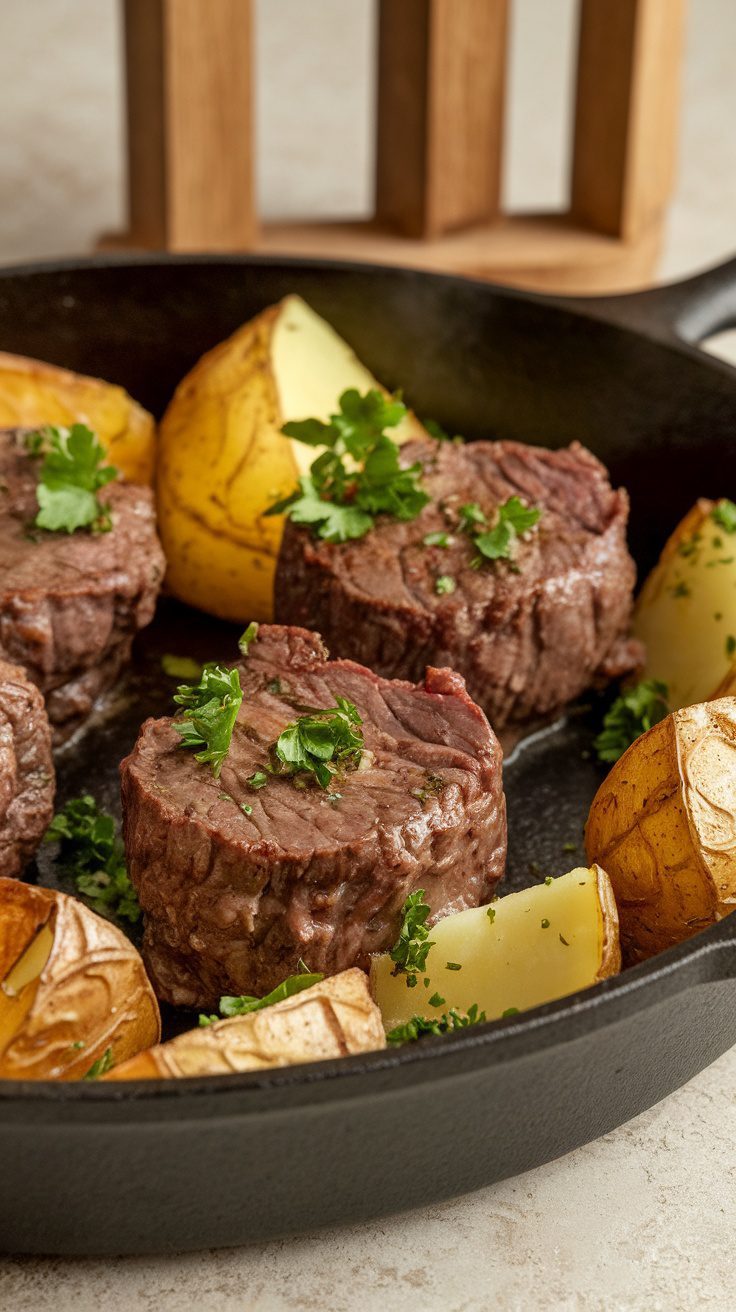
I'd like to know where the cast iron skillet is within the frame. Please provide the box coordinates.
[0,254,735,1257]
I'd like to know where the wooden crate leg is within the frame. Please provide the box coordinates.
[571,0,687,241]
[122,0,256,251]
[376,0,509,240]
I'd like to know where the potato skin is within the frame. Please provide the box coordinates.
[0,879,160,1080]
[0,351,155,484]
[106,968,385,1080]
[585,698,736,962]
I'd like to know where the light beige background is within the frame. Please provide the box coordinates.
[0,3,735,1310]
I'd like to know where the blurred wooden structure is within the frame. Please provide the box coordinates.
[111,0,687,294]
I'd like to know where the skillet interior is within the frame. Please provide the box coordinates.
[0,255,735,1255]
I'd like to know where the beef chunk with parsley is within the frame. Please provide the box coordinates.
[0,428,164,741]
[275,437,642,736]
[0,658,54,878]
[121,623,506,1008]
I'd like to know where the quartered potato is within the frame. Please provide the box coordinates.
[0,879,160,1079]
[0,350,155,484]
[633,499,736,709]
[157,294,426,622]
[370,867,620,1032]
[585,696,736,962]
[106,968,385,1079]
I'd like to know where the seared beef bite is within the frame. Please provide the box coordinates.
[121,623,506,1008]
[0,427,164,740]
[0,659,54,877]
[275,438,641,735]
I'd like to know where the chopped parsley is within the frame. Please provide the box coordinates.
[198,970,324,1026]
[473,496,542,562]
[712,499,736,533]
[266,678,283,695]
[83,1046,114,1080]
[541,919,550,929]
[486,906,496,923]
[247,771,269,790]
[266,389,429,542]
[594,679,670,763]
[44,795,140,925]
[559,934,570,946]
[501,1007,520,1018]
[390,889,435,987]
[544,876,553,886]
[562,841,578,854]
[458,502,487,529]
[161,654,203,681]
[423,418,463,443]
[445,961,462,971]
[269,697,364,790]
[386,1003,486,1045]
[423,531,453,548]
[26,424,118,534]
[238,622,259,656]
[428,992,446,1008]
[435,574,456,595]
[670,580,691,598]
[411,772,446,805]
[727,635,736,660]
[173,664,243,777]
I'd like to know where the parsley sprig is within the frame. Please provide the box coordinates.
[266,388,429,542]
[387,1004,486,1045]
[26,424,118,534]
[460,496,541,563]
[198,969,325,1026]
[45,795,140,925]
[270,697,364,790]
[594,679,670,763]
[83,1047,114,1080]
[174,664,243,777]
[390,889,435,988]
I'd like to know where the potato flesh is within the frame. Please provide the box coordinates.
[370,868,616,1031]
[0,922,54,1055]
[633,501,736,709]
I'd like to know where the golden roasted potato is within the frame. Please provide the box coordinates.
[370,867,620,1033]
[0,879,160,1079]
[157,294,426,622]
[585,696,736,962]
[0,350,155,483]
[633,499,736,709]
[106,968,385,1079]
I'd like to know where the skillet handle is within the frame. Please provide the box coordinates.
[564,255,736,350]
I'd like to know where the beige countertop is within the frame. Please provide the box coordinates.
[1,2,736,1308]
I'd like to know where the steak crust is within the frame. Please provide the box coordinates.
[0,658,54,878]
[121,624,506,1007]
[0,428,165,739]
[275,438,641,732]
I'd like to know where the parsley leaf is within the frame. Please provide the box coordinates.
[198,970,325,1026]
[423,531,453,548]
[270,697,364,790]
[390,889,435,987]
[266,389,429,542]
[712,499,736,533]
[44,795,140,924]
[83,1047,114,1080]
[458,502,487,529]
[238,621,259,656]
[594,679,670,763]
[27,425,118,534]
[386,1003,486,1045]
[161,654,203,681]
[435,574,456,595]
[474,496,542,562]
[173,664,243,777]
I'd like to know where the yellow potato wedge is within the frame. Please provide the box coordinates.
[585,696,736,962]
[370,867,620,1033]
[106,968,385,1079]
[0,878,160,1079]
[0,350,155,483]
[157,294,426,622]
[633,499,736,709]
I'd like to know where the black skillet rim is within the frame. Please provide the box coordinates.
[0,250,734,1108]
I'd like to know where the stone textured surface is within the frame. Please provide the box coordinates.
[1,2,735,1307]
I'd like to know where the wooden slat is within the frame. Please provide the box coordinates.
[376,0,509,240]
[122,0,256,251]
[571,0,686,240]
